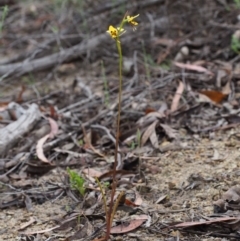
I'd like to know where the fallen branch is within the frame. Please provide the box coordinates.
[0,33,108,79]
[0,103,41,155]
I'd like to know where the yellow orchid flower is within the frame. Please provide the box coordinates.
[126,14,139,26]
[106,25,118,39]
[106,25,125,39]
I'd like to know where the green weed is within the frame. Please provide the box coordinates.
[22,73,36,85]
[136,128,141,147]
[231,35,240,54]
[130,140,136,150]
[130,128,141,150]
[160,60,171,71]
[78,139,84,146]
[0,5,8,36]
[50,25,59,34]
[234,0,240,8]
[67,167,85,196]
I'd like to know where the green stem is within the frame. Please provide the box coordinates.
[115,40,123,167]
[0,6,8,36]
[105,15,127,240]
[105,38,123,240]
[95,178,108,218]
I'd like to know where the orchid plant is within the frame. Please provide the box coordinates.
[99,13,139,241]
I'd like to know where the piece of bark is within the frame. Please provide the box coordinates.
[0,103,41,155]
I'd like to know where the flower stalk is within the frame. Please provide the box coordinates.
[103,13,139,241]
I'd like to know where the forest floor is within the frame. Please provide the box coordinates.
[1,1,240,240]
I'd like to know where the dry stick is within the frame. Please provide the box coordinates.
[0,14,174,79]
[0,33,108,79]
[0,104,41,155]
[0,33,83,65]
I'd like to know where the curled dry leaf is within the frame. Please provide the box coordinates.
[199,90,227,104]
[216,69,228,87]
[213,199,226,213]
[171,81,184,113]
[36,118,58,163]
[36,135,50,163]
[141,120,158,147]
[134,191,143,206]
[110,215,148,234]
[174,46,189,62]
[160,124,179,140]
[174,61,214,75]
[149,125,159,148]
[124,199,139,207]
[137,111,164,127]
[83,168,102,178]
[222,186,240,203]
[222,80,231,95]
[155,194,168,204]
[213,186,240,213]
